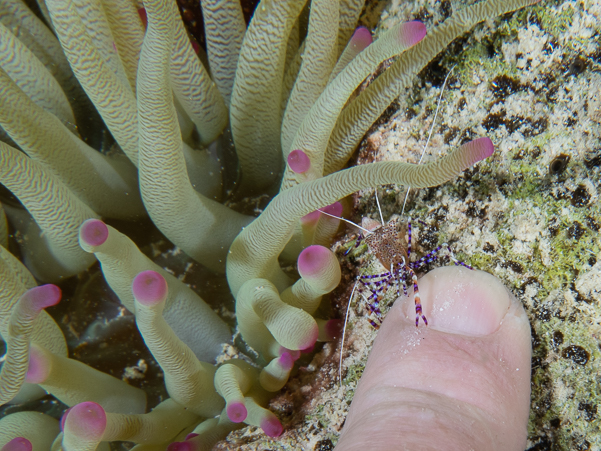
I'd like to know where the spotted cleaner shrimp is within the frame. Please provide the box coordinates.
[325,65,477,384]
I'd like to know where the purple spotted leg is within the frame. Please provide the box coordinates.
[406,265,427,327]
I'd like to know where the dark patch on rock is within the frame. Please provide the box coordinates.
[536,306,552,322]
[405,107,418,120]
[315,439,334,451]
[522,117,548,137]
[571,184,591,207]
[565,55,588,77]
[431,205,448,221]
[561,345,589,365]
[414,6,433,23]
[551,330,564,350]
[444,126,460,144]
[491,74,524,99]
[421,58,447,87]
[564,115,578,127]
[550,418,561,428]
[501,260,523,273]
[465,201,487,219]
[549,154,570,175]
[439,0,452,19]
[585,216,599,232]
[527,437,554,451]
[568,221,585,240]
[584,151,601,169]
[578,402,597,422]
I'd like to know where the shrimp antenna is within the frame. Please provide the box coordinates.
[339,278,361,387]
[374,188,385,225]
[401,64,457,217]
[317,209,373,235]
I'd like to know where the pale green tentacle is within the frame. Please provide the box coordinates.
[99,0,145,93]
[325,0,538,173]
[0,22,74,126]
[280,20,426,190]
[0,67,144,220]
[230,0,308,193]
[170,0,228,145]
[0,141,97,281]
[280,0,338,156]
[46,0,139,164]
[228,138,493,295]
[137,0,252,274]
[200,0,246,106]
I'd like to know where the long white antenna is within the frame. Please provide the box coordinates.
[339,279,360,387]
[317,209,373,234]
[401,64,457,216]
[374,188,385,225]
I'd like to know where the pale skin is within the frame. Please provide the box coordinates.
[335,266,532,451]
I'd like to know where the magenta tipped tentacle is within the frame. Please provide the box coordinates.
[465,136,495,159]
[132,270,168,306]
[287,149,311,174]
[1,438,32,451]
[0,283,62,405]
[300,210,321,225]
[279,352,294,370]
[259,351,295,392]
[321,201,343,217]
[351,26,372,48]
[398,21,427,47]
[261,415,283,438]
[79,219,109,247]
[20,284,61,311]
[298,245,334,279]
[62,402,107,447]
[226,402,247,423]
[279,347,301,361]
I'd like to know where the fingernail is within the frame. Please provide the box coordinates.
[405,266,511,336]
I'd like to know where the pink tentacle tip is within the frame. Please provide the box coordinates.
[300,210,321,225]
[167,442,193,451]
[227,401,248,423]
[351,26,372,48]
[298,245,333,278]
[278,352,295,371]
[132,270,168,306]
[321,201,343,218]
[468,136,495,159]
[261,416,283,438]
[279,347,301,361]
[80,219,109,247]
[287,149,311,174]
[1,438,32,451]
[23,284,61,311]
[66,402,107,437]
[184,433,199,441]
[400,21,427,47]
